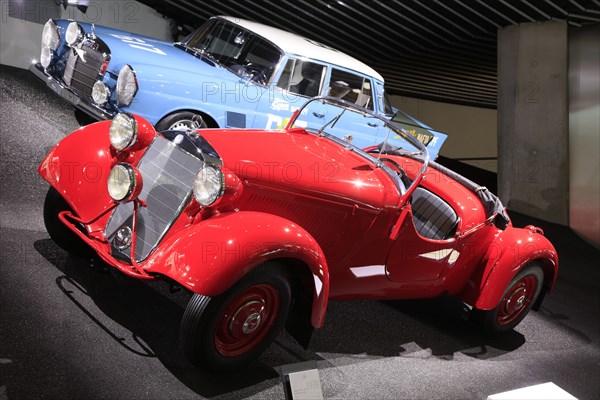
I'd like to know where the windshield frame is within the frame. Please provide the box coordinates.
[287,96,430,200]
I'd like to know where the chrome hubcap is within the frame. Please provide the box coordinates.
[169,119,198,131]
[229,300,265,338]
[515,295,526,310]
[242,312,262,334]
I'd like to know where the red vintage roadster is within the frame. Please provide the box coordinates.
[39,97,558,371]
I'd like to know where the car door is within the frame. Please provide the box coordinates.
[385,186,461,288]
[251,57,329,130]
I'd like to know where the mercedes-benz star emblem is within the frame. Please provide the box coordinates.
[73,47,86,63]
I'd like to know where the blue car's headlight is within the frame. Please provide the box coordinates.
[40,19,60,68]
[116,65,138,106]
[65,21,84,47]
[92,81,110,105]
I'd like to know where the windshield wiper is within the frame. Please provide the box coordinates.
[174,42,220,67]
[317,108,346,136]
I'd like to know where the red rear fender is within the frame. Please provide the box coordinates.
[145,211,330,328]
[461,226,558,310]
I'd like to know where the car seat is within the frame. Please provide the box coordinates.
[411,187,458,240]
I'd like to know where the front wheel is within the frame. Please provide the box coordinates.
[43,187,94,258]
[180,263,292,371]
[474,263,544,335]
[155,111,207,132]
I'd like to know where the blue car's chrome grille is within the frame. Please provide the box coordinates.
[63,44,105,97]
[105,136,203,262]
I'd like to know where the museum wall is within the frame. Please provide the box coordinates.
[569,24,600,247]
[389,95,498,172]
[0,0,173,69]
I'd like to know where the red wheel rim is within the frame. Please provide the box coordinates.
[214,284,280,357]
[497,275,538,326]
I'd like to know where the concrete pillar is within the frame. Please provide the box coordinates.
[569,24,600,247]
[497,21,569,225]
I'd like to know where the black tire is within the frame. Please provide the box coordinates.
[43,187,94,258]
[474,263,544,335]
[180,262,292,372]
[155,111,207,131]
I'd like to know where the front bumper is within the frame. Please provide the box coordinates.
[58,208,155,281]
[29,63,116,121]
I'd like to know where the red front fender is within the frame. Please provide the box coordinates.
[461,226,559,310]
[144,211,330,328]
[38,116,155,225]
[38,120,115,221]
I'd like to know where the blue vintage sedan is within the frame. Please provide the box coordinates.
[30,16,447,157]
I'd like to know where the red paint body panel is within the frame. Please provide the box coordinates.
[395,155,487,231]
[200,129,400,210]
[38,117,154,227]
[143,211,329,327]
[39,115,559,331]
[462,226,559,310]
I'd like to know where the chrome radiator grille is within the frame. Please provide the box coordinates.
[63,44,105,97]
[105,136,204,262]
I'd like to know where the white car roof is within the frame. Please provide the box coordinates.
[220,16,384,82]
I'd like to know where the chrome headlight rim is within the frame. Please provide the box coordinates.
[109,112,138,151]
[65,21,84,47]
[41,19,60,51]
[92,81,110,105]
[193,165,225,207]
[116,64,138,106]
[107,163,138,203]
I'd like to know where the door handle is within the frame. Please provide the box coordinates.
[312,112,325,118]
[367,122,379,128]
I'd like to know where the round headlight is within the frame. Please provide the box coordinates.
[41,19,60,51]
[40,46,53,69]
[107,163,142,202]
[65,21,84,46]
[109,113,137,151]
[92,81,110,104]
[116,64,138,106]
[193,165,224,206]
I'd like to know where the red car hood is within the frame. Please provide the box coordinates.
[200,128,401,211]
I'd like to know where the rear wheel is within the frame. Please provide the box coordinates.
[43,187,93,258]
[474,263,543,334]
[180,263,292,371]
[155,111,207,131]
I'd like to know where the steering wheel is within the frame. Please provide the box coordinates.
[380,157,411,188]
[245,63,271,86]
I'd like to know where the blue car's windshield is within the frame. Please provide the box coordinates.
[183,18,283,86]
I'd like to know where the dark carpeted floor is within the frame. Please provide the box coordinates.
[1,64,598,399]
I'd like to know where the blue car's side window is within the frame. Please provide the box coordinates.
[277,58,327,98]
[328,68,374,111]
